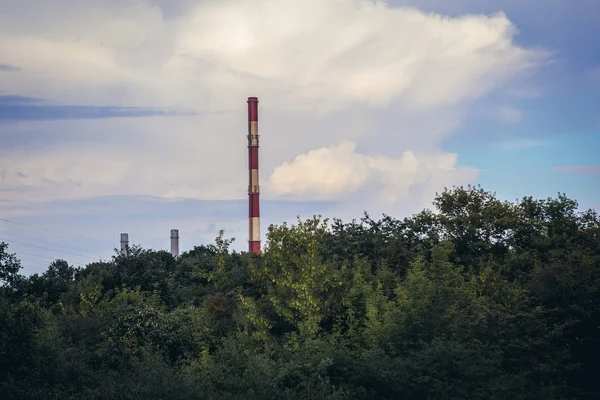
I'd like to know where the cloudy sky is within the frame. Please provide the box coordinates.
[1,0,599,274]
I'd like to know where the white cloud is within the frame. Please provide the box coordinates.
[0,117,248,205]
[0,0,543,109]
[166,1,542,112]
[269,141,373,198]
[269,141,477,212]
[0,0,545,222]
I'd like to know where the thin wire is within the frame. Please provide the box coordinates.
[0,229,104,257]
[0,218,114,245]
[17,255,90,273]
[16,255,87,274]
[15,251,85,267]
[19,258,81,272]
[0,237,99,261]
[14,251,57,262]
[18,264,49,275]
[18,257,53,268]
[18,256,49,264]
[18,259,82,271]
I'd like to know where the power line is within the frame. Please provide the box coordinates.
[0,221,112,275]
[0,237,99,261]
[18,257,79,271]
[14,251,57,262]
[0,218,114,245]
[15,250,86,267]
[18,265,49,275]
[18,257,53,269]
[0,229,104,258]
[17,259,74,276]
[16,249,104,275]
[15,248,109,267]
[16,254,87,275]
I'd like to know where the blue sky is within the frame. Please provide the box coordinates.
[0,0,598,274]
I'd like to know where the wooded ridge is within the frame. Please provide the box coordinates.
[1,186,599,399]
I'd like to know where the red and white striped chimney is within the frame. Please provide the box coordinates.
[247,96,261,254]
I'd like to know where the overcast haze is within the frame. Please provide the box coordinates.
[1,0,599,274]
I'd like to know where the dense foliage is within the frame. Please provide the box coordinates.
[1,186,599,399]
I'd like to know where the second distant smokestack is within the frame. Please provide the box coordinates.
[170,229,179,257]
[247,96,261,254]
[120,233,129,251]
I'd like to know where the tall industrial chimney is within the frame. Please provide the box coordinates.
[120,233,129,251]
[170,229,179,257]
[248,97,261,254]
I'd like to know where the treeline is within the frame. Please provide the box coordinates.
[1,186,599,399]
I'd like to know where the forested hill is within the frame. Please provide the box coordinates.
[1,186,599,399]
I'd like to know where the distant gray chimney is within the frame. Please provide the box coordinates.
[120,233,129,251]
[170,229,179,257]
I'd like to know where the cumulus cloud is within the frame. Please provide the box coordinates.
[169,1,542,112]
[0,0,542,109]
[270,141,477,211]
[0,0,545,221]
[270,142,370,197]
